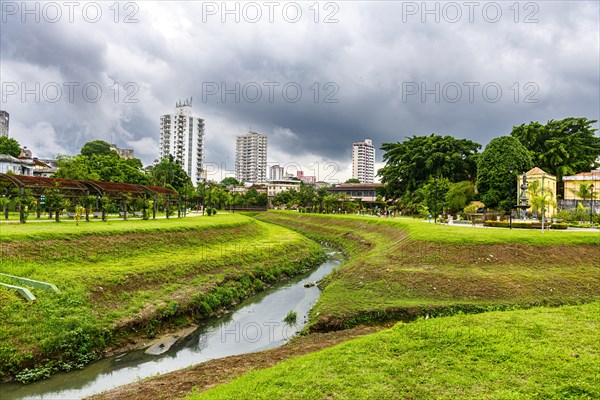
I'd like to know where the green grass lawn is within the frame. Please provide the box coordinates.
[0,212,246,241]
[188,302,600,399]
[0,213,325,381]
[257,212,600,330]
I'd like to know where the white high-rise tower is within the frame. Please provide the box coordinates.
[159,99,205,186]
[352,138,375,183]
[236,132,267,183]
[0,110,9,137]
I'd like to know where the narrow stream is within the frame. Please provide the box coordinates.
[2,250,344,400]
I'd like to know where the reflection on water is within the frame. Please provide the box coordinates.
[2,251,343,400]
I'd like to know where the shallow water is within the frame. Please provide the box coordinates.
[2,250,343,400]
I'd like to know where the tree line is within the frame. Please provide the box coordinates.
[2,117,598,217]
[378,117,600,215]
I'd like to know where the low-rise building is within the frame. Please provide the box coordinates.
[0,154,34,175]
[110,143,135,159]
[327,183,382,203]
[32,158,58,177]
[517,167,557,218]
[297,170,316,184]
[560,169,600,213]
[563,170,600,200]
[267,180,301,198]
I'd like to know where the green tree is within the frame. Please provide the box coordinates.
[296,183,316,209]
[322,194,338,213]
[242,188,268,207]
[510,118,600,182]
[149,157,192,192]
[477,136,533,210]
[53,155,100,180]
[571,183,596,203]
[212,185,231,209]
[80,140,113,157]
[527,180,556,224]
[379,134,481,204]
[53,153,149,184]
[273,189,297,208]
[45,186,69,222]
[345,178,360,183]
[221,177,240,186]
[0,137,22,157]
[445,181,475,215]
[423,176,451,222]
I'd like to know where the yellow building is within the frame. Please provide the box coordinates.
[563,170,600,200]
[517,167,557,218]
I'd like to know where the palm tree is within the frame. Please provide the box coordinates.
[571,183,595,204]
[570,183,597,224]
[527,180,556,217]
[527,180,557,233]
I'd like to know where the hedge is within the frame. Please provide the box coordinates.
[484,221,568,230]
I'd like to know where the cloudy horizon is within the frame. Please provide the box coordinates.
[1,1,599,182]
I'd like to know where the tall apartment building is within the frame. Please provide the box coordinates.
[0,110,9,137]
[236,131,267,183]
[270,164,285,181]
[159,99,205,186]
[352,138,375,183]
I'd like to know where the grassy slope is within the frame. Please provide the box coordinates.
[189,302,600,400]
[257,212,600,330]
[0,214,325,381]
[0,213,248,241]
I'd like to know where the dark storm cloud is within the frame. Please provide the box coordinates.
[1,1,598,180]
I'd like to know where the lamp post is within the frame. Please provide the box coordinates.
[509,167,514,229]
[591,184,594,225]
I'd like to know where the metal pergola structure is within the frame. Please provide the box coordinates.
[0,173,179,222]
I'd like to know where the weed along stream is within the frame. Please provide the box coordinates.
[2,250,344,400]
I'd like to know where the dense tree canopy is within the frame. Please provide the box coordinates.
[0,136,21,157]
[510,118,600,180]
[80,140,114,157]
[423,176,451,222]
[53,140,149,185]
[221,177,240,186]
[54,153,149,185]
[242,189,268,206]
[148,156,192,192]
[445,181,476,214]
[477,136,533,210]
[272,189,298,207]
[378,134,481,203]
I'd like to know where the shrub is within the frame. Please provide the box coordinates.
[284,310,297,325]
[484,221,563,229]
[550,223,568,230]
[555,210,575,223]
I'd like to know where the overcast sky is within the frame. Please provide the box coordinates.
[1,1,598,182]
